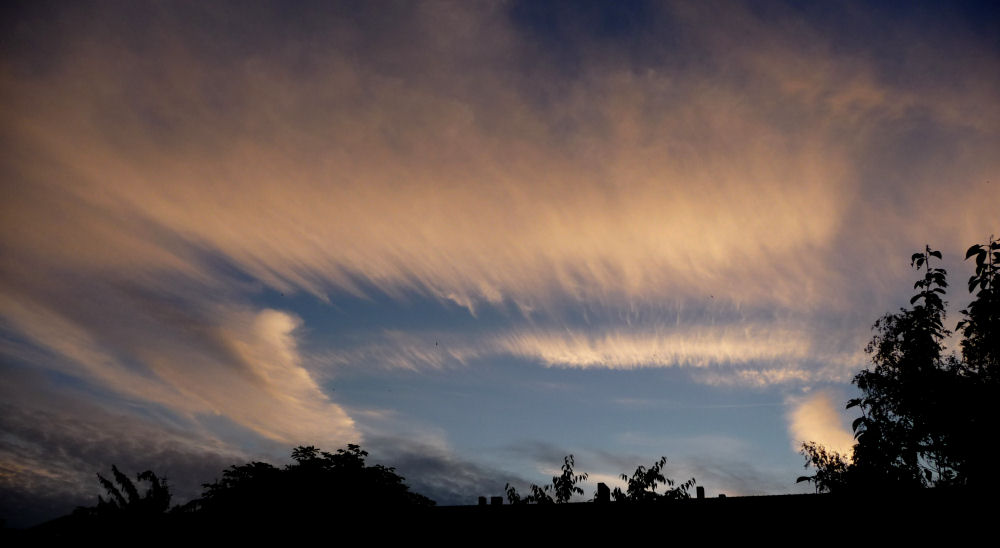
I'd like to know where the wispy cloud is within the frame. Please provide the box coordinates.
[4,2,994,323]
[317,324,864,386]
[1,283,357,447]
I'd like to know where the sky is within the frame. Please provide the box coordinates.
[1,0,998,527]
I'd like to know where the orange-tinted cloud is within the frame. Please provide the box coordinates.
[1,1,997,449]
[786,390,856,459]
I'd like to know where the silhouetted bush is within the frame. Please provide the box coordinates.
[505,454,695,504]
[185,444,434,520]
[73,465,171,519]
[505,455,588,504]
[612,456,695,502]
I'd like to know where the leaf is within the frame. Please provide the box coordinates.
[929,250,942,259]
[909,294,920,304]
[966,245,981,259]
[852,416,866,432]
[911,253,923,262]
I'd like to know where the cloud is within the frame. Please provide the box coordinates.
[496,327,816,370]
[3,3,995,380]
[3,3,992,374]
[0,372,248,527]
[0,280,358,448]
[786,390,856,458]
[365,436,519,506]
[5,1,994,321]
[316,323,864,386]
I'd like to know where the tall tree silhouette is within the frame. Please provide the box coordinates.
[949,237,1000,485]
[849,245,950,487]
[800,239,1000,491]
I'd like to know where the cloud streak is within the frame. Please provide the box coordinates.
[317,322,863,387]
[1,277,357,448]
[4,1,994,322]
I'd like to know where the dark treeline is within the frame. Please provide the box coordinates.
[71,444,434,523]
[24,445,705,541]
[799,238,999,492]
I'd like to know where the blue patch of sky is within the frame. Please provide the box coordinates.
[256,282,521,336]
[331,352,791,459]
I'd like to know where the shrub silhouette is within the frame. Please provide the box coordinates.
[505,455,588,504]
[72,465,171,524]
[505,454,695,504]
[612,456,695,502]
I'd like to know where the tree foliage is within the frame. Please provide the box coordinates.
[956,239,1000,380]
[850,245,950,488]
[799,238,1000,492]
[505,454,695,504]
[505,455,588,504]
[611,456,695,502]
[75,465,171,519]
[68,444,431,535]
[191,444,434,516]
[796,442,850,494]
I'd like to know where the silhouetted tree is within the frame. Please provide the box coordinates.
[505,455,588,504]
[190,444,433,518]
[74,465,171,518]
[506,454,695,504]
[612,456,695,502]
[957,238,1000,379]
[800,239,1000,492]
[796,442,850,493]
[849,245,950,488]
[948,237,1000,486]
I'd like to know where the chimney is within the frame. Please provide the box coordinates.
[596,482,610,503]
